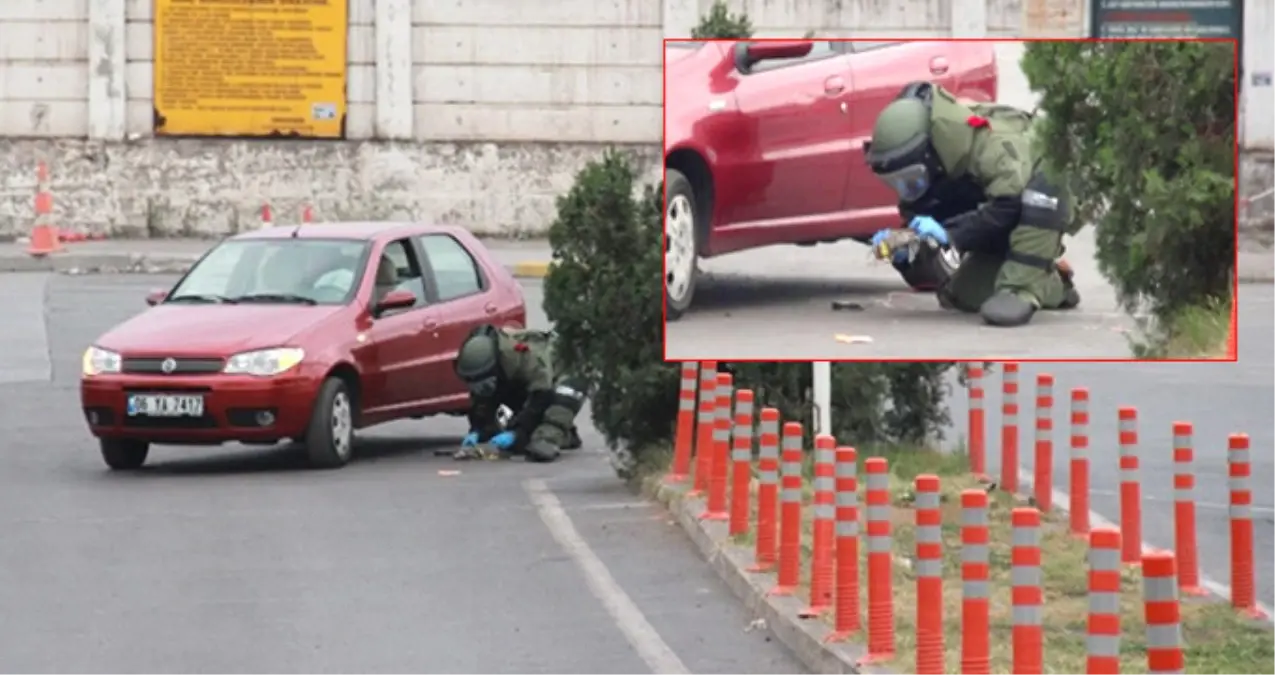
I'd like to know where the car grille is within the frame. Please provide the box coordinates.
[121,357,225,375]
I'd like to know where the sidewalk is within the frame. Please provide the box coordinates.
[0,238,555,279]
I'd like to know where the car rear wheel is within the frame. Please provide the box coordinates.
[664,168,699,322]
[305,377,354,469]
[100,439,149,471]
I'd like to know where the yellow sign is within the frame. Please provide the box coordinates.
[153,0,348,138]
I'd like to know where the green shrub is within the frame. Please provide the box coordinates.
[542,151,673,476]
[691,0,753,38]
[1020,41,1235,325]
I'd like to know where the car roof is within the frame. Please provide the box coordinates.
[229,221,471,242]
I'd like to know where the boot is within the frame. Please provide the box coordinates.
[1057,260,1081,310]
[980,290,1037,327]
[524,438,561,463]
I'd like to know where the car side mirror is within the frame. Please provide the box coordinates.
[145,289,168,306]
[373,289,416,315]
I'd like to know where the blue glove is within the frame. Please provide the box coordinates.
[461,432,479,448]
[908,215,949,246]
[490,431,517,451]
[870,229,892,248]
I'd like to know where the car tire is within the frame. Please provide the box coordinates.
[898,245,963,291]
[100,439,149,471]
[664,168,699,322]
[305,377,355,469]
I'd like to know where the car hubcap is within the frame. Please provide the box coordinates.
[664,194,696,302]
[331,392,352,458]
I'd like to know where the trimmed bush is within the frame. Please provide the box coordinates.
[1021,41,1235,329]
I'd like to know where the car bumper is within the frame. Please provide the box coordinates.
[80,373,319,444]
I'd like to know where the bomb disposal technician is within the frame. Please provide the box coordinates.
[452,324,586,462]
[866,82,1081,327]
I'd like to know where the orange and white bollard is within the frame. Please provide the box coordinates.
[667,362,698,483]
[960,489,991,675]
[829,445,860,640]
[1118,406,1142,566]
[914,474,944,675]
[703,372,732,520]
[1142,551,1185,674]
[749,408,781,572]
[1069,387,1091,537]
[1001,363,1021,494]
[27,161,62,256]
[1228,433,1263,617]
[690,362,717,496]
[728,389,754,536]
[1033,373,1054,511]
[1172,421,1206,596]
[301,204,313,223]
[863,456,895,663]
[1011,507,1043,674]
[801,434,836,617]
[968,364,987,479]
[1086,527,1122,674]
[771,422,804,596]
[260,203,273,229]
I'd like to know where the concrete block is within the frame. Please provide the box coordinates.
[412,64,662,107]
[413,103,659,143]
[0,63,86,101]
[412,25,662,67]
[0,22,88,60]
[413,0,661,27]
[0,101,88,137]
[0,0,88,21]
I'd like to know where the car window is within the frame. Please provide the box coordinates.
[375,238,427,312]
[167,238,368,305]
[748,41,840,74]
[418,234,486,302]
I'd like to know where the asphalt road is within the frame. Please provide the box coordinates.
[664,226,1143,360]
[0,273,806,674]
[944,283,1275,609]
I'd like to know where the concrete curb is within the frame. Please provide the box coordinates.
[0,251,553,280]
[641,477,888,675]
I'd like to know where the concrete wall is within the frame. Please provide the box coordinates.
[0,0,1266,242]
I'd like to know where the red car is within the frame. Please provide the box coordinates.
[80,222,527,470]
[663,39,999,319]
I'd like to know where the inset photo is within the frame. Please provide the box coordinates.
[663,37,1242,361]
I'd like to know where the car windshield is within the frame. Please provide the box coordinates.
[166,238,371,306]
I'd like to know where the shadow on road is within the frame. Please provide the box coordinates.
[692,273,911,312]
[132,434,465,476]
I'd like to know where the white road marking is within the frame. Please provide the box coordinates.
[524,479,690,674]
[1019,468,1275,621]
[1087,487,1275,515]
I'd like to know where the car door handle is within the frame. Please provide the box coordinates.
[422,319,439,332]
[929,56,950,76]
[484,302,498,315]
[824,76,845,95]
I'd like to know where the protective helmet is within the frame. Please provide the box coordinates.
[864,88,946,204]
[454,324,502,397]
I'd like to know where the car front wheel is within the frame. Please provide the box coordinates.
[100,439,149,471]
[305,377,354,469]
[664,168,699,322]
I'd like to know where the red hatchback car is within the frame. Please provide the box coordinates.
[80,222,527,470]
[663,39,998,319]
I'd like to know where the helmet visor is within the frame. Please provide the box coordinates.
[876,163,931,203]
[467,375,498,398]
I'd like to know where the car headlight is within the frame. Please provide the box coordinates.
[223,348,305,376]
[82,346,122,376]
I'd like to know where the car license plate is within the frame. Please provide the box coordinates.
[127,394,205,417]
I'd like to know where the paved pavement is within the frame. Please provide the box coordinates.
[944,283,1275,609]
[0,273,806,674]
[665,227,1148,360]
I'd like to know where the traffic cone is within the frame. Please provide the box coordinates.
[261,203,273,229]
[27,162,62,256]
[301,204,313,223]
